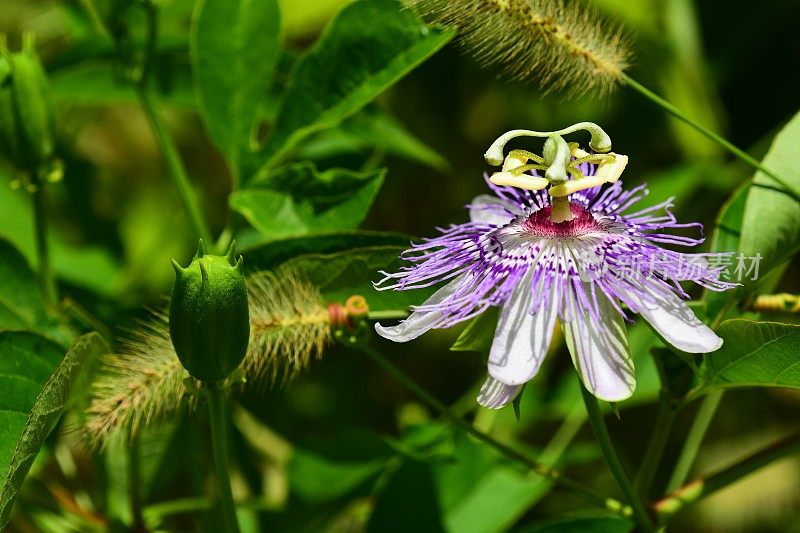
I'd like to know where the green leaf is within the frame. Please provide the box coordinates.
[253,0,455,176]
[739,110,800,279]
[289,450,386,503]
[191,0,281,176]
[297,107,449,171]
[231,162,385,241]
[241,230,410,265]
[0,240,50,332]
[436,432,552,533]
[698,319,800,392]
[0,332,107,528]
[704,181,748,319]
[0,181,122,299]
[450,308,499,354]
[280,246,434,313]
[0,239,72,345]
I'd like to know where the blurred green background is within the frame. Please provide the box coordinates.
[2,0,799,531]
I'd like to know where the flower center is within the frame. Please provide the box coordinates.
[520,203,602,238]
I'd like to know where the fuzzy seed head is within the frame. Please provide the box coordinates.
[244,269,332,386]
[407,0,631,97]
[85,312,189,446]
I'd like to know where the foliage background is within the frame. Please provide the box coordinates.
[0,0,799,531]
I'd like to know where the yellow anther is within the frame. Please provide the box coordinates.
[502,152,529,172]
[490,172,549,191]
[549,153,628,197]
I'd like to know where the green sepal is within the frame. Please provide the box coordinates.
[169,240,250,382]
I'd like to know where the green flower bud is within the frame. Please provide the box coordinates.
[0,33,57,175]
[169,241,250,382]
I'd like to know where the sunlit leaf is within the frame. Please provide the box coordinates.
[231,162,385,241]
[252,0,455,178]
[704,182,748,319]
[297,107,448,171]
[698,319,800,392]
[436,432,551,533]
[739,110,800,279]
[191,0,281,178]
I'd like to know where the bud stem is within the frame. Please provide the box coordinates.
[32,178,57,306]
[206,382,240,533]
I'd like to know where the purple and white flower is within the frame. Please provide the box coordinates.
[374,133,734,408]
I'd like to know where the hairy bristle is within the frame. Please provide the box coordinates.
[245,269,332,386]
[85,312,188,446]
[84,270,333,445]
[407,0,631,97]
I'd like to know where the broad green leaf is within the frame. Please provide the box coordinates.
[242,230,410,264]
[231,162,385,241]
[191,0,281,177]
[280,246,434,313]
[739,110,800,279]
[289,450,386,503]
[704,182,748,319]
[0,332,107,528]
[699,319,800,391]
[436,433,551,533]
[298,107,448,171]
[253,0,455,176]
[517,512,634,533]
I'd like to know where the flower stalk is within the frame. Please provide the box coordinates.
[103,0,215,247]
[206,382,240,533]
[580,383,656,531]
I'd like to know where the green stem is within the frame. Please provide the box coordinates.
[206,383,240,533]
[32,183,57,306]
[356,343,631,517]
[665,390,722,492]
[539,403,586,466]
[366,310,410,320]
[137,86,214,246]
[131,0,214,247]
[579,383,656,531]
[655,432,800,520]
[623,74,800,203]
[634,401,676,499]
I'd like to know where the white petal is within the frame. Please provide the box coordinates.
[374,277,463,342]
[487,273,556,386]
[468,194,519,226]
[477,376,521,409]
[563,288,635,402]
[636,287,722,353]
